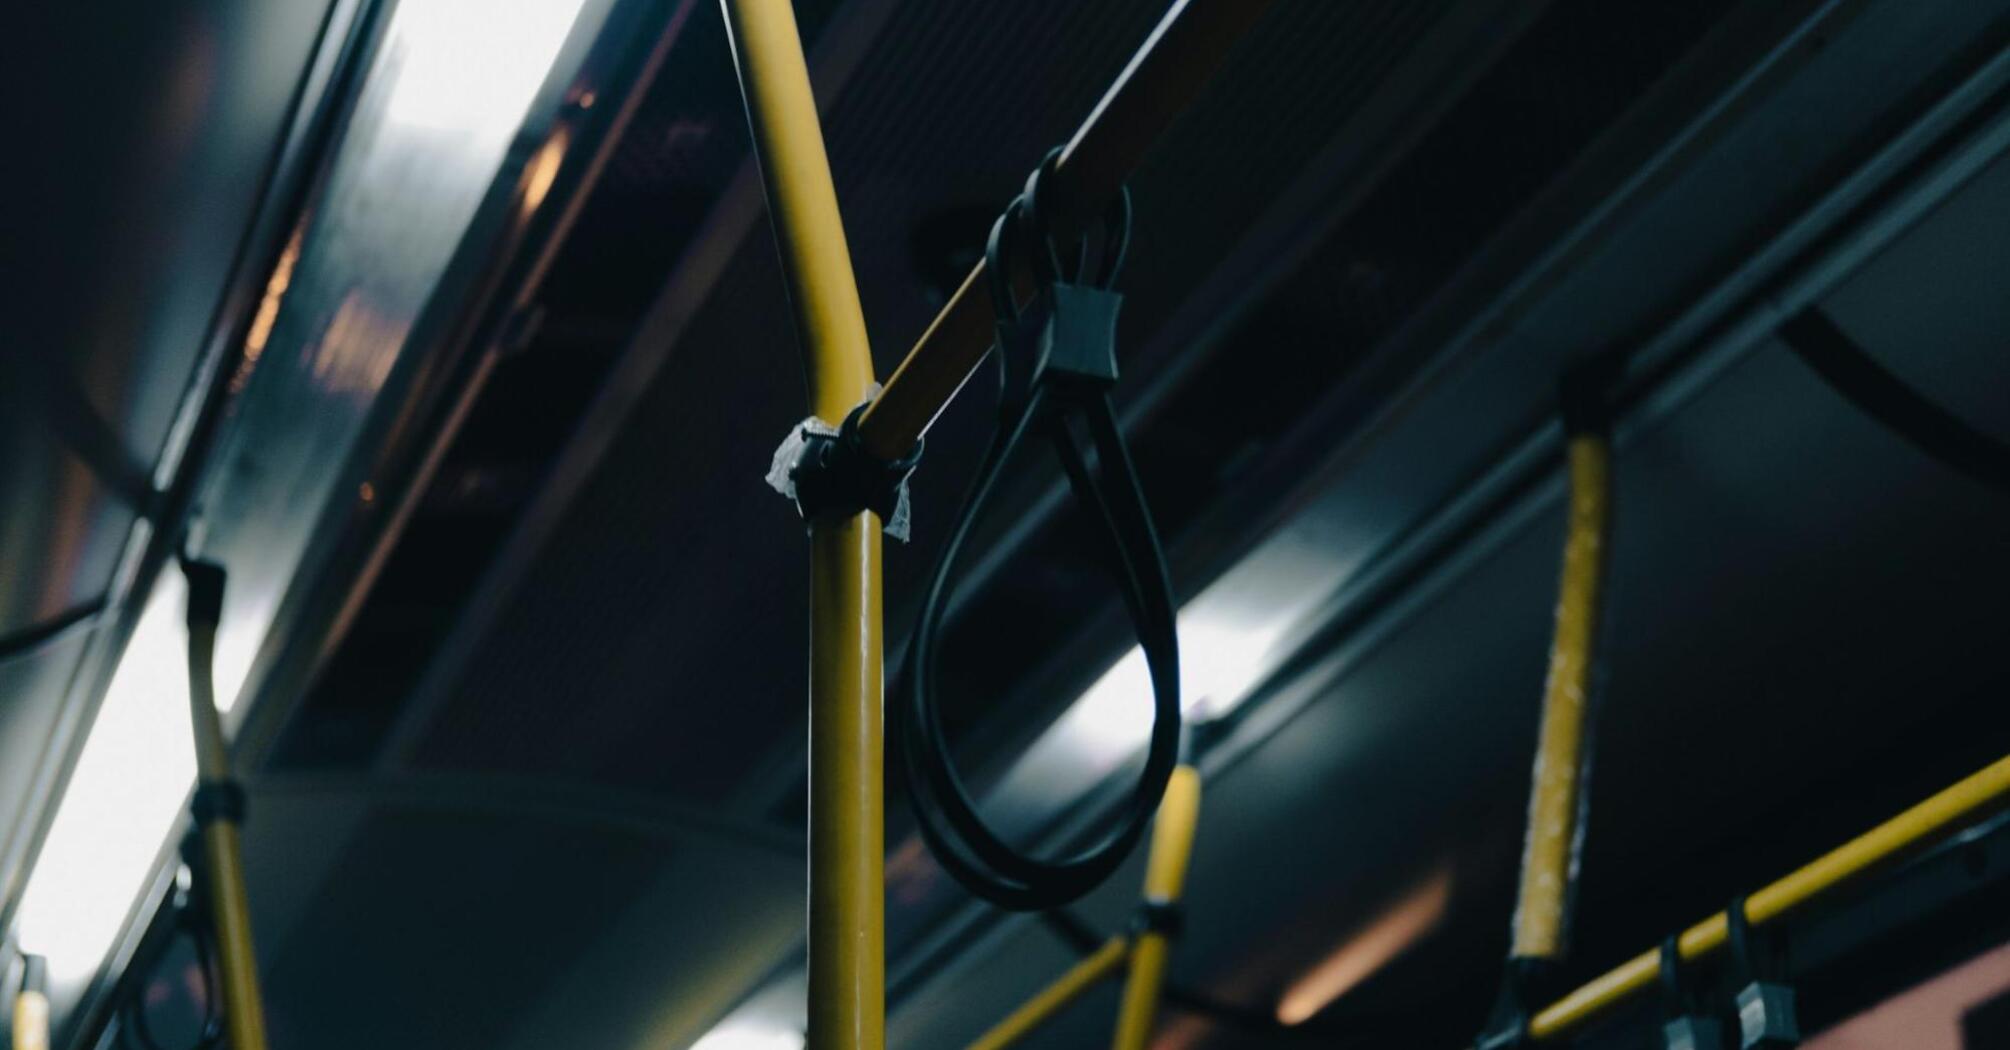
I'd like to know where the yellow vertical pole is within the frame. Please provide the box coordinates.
[182,570,271,1050]
[719,3,884,1047]
[181,567,271,1045]
[1510,426,1612,961]
[1110,764,1203,1050]
[13,954,48,1050]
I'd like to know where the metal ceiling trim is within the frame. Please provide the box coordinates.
[227,0,701,773]
[0,0,380,949]
[28,0,398,1041]
[249,769,803,860]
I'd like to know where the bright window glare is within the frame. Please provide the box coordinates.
[1059,610,1292,767]
[15,579,197,991]
[688,1022,804,1050]
[980,606,1295,827]
[380,0,589,135]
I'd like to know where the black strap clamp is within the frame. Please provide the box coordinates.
[1727,896,1800,1049]
[1476,957,1553,1050]
[179,557,227,630]
[1132,899,1185,940]
[770,401,924,540]
[987,148,1129,407]
[1659,934,1726,1050]
[1558,356,1621,439]
[190,778,248,828]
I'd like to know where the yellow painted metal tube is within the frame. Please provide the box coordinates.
[1530,752,2010,1041]
[12,992,48,1050]
[720,2,883,1047]
[13,954,48,1050]
[200,822,267,1050]
[807,519,885,1049]
[967,937,1130,1050]
[187,623,271,1050]
[1111,764,1203,1050]
[720,0,875,421]
[1510,432,1610,960]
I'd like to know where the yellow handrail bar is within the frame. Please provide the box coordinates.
[1530,752,2010,1040]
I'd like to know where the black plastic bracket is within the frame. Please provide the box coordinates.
[1728,897,1800,1048]
[1133,899,1185,940]
[179,557,227,630]
[1660,934,1727,1050]
[786,403,923,528]
[190,779,248,828]
[1558,356,1622,438]
[1477,957,1554,1050]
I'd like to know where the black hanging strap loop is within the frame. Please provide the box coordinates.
[120,864,225,1050]
[1727,897,1801,1049]
[1020,147,1133,290]
[1660,935,1726,1050]
[899,156,1179,912]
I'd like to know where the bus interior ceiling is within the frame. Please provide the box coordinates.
[4,0,2010,1048]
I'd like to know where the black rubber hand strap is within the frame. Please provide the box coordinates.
[900,164,1178,911]
[1780,307,2010,495]
[902,387,1180,910]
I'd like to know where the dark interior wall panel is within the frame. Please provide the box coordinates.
[9,0,337,458]
[1,0,337,615]
[258,808,668,1050]
[0,0,336,755]
[1820,150,2010,432]
[408,236,811,802]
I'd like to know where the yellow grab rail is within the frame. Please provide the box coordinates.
[1531,752,2010,1040]
[1112,764,1202,1049]
[720,1,884,1046]
[963,764,1205,1050]
[967,937,1129,1050]
[182,564,270,1050]
[12,954,48,1050]
[1511,427,1612,960]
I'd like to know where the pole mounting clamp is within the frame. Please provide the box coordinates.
[768,401,923,540]
[191,778,248,827]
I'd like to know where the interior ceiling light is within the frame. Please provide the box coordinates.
[1056,607,1294,769]
[14,578,197,992]
[378,0,589,135]
[687,1021,805,1050]
[1276,864,1456,1026]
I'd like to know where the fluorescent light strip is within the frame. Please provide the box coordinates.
[15,579,197,991]
[688,1021,805,1050]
